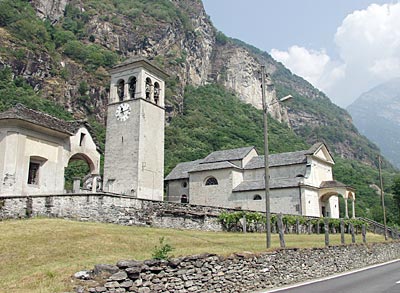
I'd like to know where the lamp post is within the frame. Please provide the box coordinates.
[261,65,292,249]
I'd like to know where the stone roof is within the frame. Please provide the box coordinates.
[110,57,169,79]
[233,178,303,192]
[164,159,203,181]
[164,143,329,182]
[189,161,240,173]
[202,146,255,164]
[0,104,75,135]
[320,180,348,189]
[245,151,308,169]
[0,104,102,153]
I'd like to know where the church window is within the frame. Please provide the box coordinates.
[28,161,40,185]
[117,80,125,101]
[205,177,218,186]
[253,194,262,200]
[154,82,160,104]
[79,133,86,146]
[182,181,188,188]
[145,78,152,100]
[181,194,188,203]
[129,77,136,99]
[27,156,47,185]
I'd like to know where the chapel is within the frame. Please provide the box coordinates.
[165,143,356,218]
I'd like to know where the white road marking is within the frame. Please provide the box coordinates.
[260,259,400,293]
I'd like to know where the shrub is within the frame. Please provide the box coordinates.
[152,237,174,260]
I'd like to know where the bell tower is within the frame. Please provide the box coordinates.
[103,58,168,200]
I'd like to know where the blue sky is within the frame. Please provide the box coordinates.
[202,0,400,107]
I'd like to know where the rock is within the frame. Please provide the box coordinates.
[184,280,194,288]
[74,286,85,293]
[116,260,141,269]
[74,270,91,280]
[138,287,151,293]
[94,264,119,275]
[120,280,133,288]
[143,259,162,266]
[109,271,128,281]
[104,281,120,288]
[95,287,107,293]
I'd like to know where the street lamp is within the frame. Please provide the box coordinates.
[261,65,292,249]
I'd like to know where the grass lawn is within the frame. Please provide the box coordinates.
[0,218,386,293]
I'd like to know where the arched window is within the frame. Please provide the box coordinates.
[253,194,262,200]
[154,82,160,104]
[205,177,218,186]
[145,77,152,100]
[181,195,188,204]
[129,77,136,99]
[117,80,125,101]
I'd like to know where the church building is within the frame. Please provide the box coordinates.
[165,143,356,218]
[0,104,101,196]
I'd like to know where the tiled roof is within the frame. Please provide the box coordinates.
[164,159,203,181]
[232,178,302,192]
[202,146,255,164]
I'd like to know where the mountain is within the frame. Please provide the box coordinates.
[0,0,384,166]
[0,0,398,222]
[348,78,400,169]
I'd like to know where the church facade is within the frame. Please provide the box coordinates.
[165,143,356,218]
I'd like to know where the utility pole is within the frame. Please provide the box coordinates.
[261,65,271,249]
[378,155,388,240]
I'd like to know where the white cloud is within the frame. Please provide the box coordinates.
[271,3,400,107]
[271,46,345,94]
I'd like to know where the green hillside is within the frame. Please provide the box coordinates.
[0,0,399,225]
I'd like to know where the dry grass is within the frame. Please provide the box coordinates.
[0,218,386,293]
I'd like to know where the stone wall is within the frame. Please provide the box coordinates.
[73,242,400,293]
[0,193,228,231]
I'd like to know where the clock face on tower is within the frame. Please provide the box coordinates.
[115,103,131,121]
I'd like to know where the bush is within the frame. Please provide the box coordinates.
[152,237,174,260]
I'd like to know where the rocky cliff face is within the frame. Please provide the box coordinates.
[31,0,69,22]
[0,0,382,165]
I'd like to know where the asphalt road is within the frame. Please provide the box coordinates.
[265,259,400,293]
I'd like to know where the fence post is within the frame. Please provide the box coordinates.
[242,214,247,233]
[316,220,320,234]
[308,219,312,235]
[362,224,366,243]
[324,218,329,247]
[340,219,345,245]
[350,223,356,243]
[296,218,300,234]
[277,214,286,248]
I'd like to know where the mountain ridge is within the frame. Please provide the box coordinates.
[348,77,400,168]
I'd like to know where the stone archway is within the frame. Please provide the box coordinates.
[319,192,340,218]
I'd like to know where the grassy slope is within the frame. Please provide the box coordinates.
[0,218,385,292]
